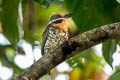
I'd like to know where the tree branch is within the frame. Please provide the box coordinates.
[15,22,120,80]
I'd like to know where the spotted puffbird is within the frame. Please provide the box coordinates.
[41,13,72,55]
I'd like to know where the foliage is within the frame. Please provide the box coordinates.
[109,72,120,80]
[39,75,51,80]
[65,0,120,32]
[0,0,120,79]
[35,0,54,8]
[102,40,117,68]
[67,49,104,80]
[2,0,21,47]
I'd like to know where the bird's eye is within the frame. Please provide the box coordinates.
[50,14,62,21]
[56,15,62,18]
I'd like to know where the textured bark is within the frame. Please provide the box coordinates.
[14,22,120,80]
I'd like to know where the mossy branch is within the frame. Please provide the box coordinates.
[15,22,120,80]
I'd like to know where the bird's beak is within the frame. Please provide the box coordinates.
[63,13,73,18]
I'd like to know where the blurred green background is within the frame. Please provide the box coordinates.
[0,0,120,80]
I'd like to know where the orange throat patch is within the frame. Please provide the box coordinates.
[52,19,68,32]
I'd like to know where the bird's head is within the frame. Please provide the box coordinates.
[49,13,73,21]
[49,13,72,32]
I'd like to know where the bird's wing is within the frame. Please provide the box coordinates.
[41,24,50,55]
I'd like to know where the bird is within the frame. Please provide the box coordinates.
[41,13,72,56]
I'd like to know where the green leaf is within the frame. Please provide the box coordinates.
[65,0,120,32]
[2,0,21,47]
[39,75,51,80]
[66,49,103,69]
[5,47,16,62]
[102,40,117,68]
[35,0,54,8]
[109,72,120,80]
[0,1,2,21]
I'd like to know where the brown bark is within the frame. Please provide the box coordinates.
[14,22,120,80]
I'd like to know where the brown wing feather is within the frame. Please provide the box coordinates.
[41,24,51,55]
